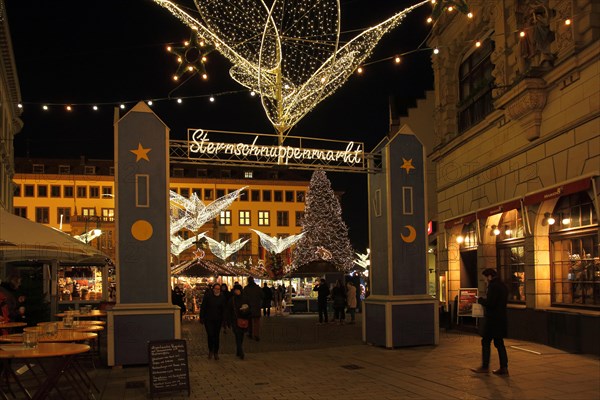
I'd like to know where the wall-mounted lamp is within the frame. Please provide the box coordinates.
[456,235,465,244]
[504,225,512,236]
[544,212,556,225]
[562,217,571,225]
[491,225,501,236]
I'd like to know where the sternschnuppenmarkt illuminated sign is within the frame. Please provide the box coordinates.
[168,128,366,172]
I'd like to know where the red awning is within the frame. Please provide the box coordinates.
[444,213,476,230]
[524,178,592,206]
[476,199,522,220]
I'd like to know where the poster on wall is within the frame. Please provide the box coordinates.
[457,288,478,322]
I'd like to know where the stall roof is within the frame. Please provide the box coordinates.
[288,261,341,276]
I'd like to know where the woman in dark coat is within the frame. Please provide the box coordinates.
[331,280,347,325]
[199,283,227,360]
[226,284,251,359]
[471,268,509,375]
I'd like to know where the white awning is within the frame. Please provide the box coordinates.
[0,208,108,264]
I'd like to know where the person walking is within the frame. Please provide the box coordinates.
[273,284,283,316]
[199,283,227,360]
[243,277,264,341]
[471,268,509,376]
[262,282,273,317]
[227,284,251,359]
[314,278,330,324]
[221,283,232,334]
[171,286,186,322]
[331,280,347,324]
[346,281,357,324]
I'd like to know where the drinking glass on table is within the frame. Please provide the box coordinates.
[23,331,38,348]
[46,322,58,337]
[63,315,73,328]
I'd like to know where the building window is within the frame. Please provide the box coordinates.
[101,208,115,222]
[296,191,305,202]
[82,207,96,217]
[192,188,202,199]
[277,211,289,226]
[239,233,252,254]
[170,187,178,194]
[37,185,48,197]
[24,185,34,197]
[180,188,190,198]
[251,190,260,201]
[258,211,270,226]
[14,207,26,218]
[84,166,96,175]
[35,207,49,224]
[295,211,304,227]
[102,187,113,198]
[204,189,213,200]
[498,245,525,303]
[13,184,21,197]
[285,191,294,202]
[196,168,208,178]
[221,170,231,178]
[63,186,74,198]
[77,186,87,198]
[274,190,283,202]
[262,190,272,202]
[58,165,70,174]
[172,168,184,178]
[32,164,44,174]
[458,222,478,250]
[239,189,248,201]
[109,167,115,176]
[458,38,495,133]
[550,192,598,307]
[239,211,251,226]
[57,207,71,224]
[220,210,232,226]
[219,233,232,243]
[89,186,100,198]
[51,185,61,198]
[216,189,226,198]
[244,171,253,179]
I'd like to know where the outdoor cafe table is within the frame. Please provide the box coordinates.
[0,343,91,400]
[54,310,107,318]
[0,322,27,329]
[0,331,97,343]
[24,324,104,333]
[39,319,106,326]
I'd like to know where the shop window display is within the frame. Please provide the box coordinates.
[496,209,525,303]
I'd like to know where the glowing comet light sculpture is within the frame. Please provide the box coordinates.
[170,231,207,257]
[153,0,439,138]
[251,229,305,254]
[204,236,250,261]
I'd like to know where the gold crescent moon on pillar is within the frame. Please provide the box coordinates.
[401,225,417,243]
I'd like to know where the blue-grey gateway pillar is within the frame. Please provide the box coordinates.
[363,126,438,347]
[108,102,180,366]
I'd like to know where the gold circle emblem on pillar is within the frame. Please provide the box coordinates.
[131,220,153,241]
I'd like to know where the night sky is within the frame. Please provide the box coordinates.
[6,0,434,251]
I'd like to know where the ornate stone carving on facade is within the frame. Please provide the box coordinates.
[550,0,574,59]
[495,77,548,141]
[516,0,556,73]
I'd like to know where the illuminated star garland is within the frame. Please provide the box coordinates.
[153,0,464,139]
[167,31,214,82]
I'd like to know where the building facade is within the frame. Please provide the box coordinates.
[429,0,599,354]
[12,158,309,267]
[0,3,23,212]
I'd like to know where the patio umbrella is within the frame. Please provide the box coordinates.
[0,208,108,264]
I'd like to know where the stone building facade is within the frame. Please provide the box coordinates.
[429,0,599,354]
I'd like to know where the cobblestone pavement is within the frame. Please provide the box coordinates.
[93,313,600,400]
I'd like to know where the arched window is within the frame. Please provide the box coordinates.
[496,209,526,303]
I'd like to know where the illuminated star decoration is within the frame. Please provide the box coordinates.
[251,229,305,254]
[204,236,250,261]
[154,0,469,137]
[130,143,151,162]
[167,31,215,82]
[401,158,415,174]
[193,248,205,260]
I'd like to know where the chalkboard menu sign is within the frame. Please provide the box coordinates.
[148,339,190,396]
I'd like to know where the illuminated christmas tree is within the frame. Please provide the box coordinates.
[293,170,354,271]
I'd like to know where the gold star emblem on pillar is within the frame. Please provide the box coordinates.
[401,158,415,174]
[130,143,151,162]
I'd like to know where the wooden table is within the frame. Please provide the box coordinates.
[24,324,104,333]
[0,343,92,400]
[39,319,106,326]
[0,322,27,329]
[0,331,97,343]
[54,310,107,318]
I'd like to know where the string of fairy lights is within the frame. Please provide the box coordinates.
[16,0,575,117]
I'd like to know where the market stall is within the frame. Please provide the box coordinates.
[287,261,343,313]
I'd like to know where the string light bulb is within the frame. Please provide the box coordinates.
[447,6,453,12]
[357,67,363,74]
[17,104,23,109]
[565,19,571,25]
[92,105,98,111]
[66,105,72,111]
[427,17,433,23]
[43,105,48,111]
[177,98,183,104]
[394,56,401,64]
[467,12,473,18]
[147,100,153,106]
[520,31,526,37]
[250,91,256,96]
[167,46,172,51]
[475,41,481,47]
[433,47,440,54]
[120,104,125,109]
[209,96,215,102]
